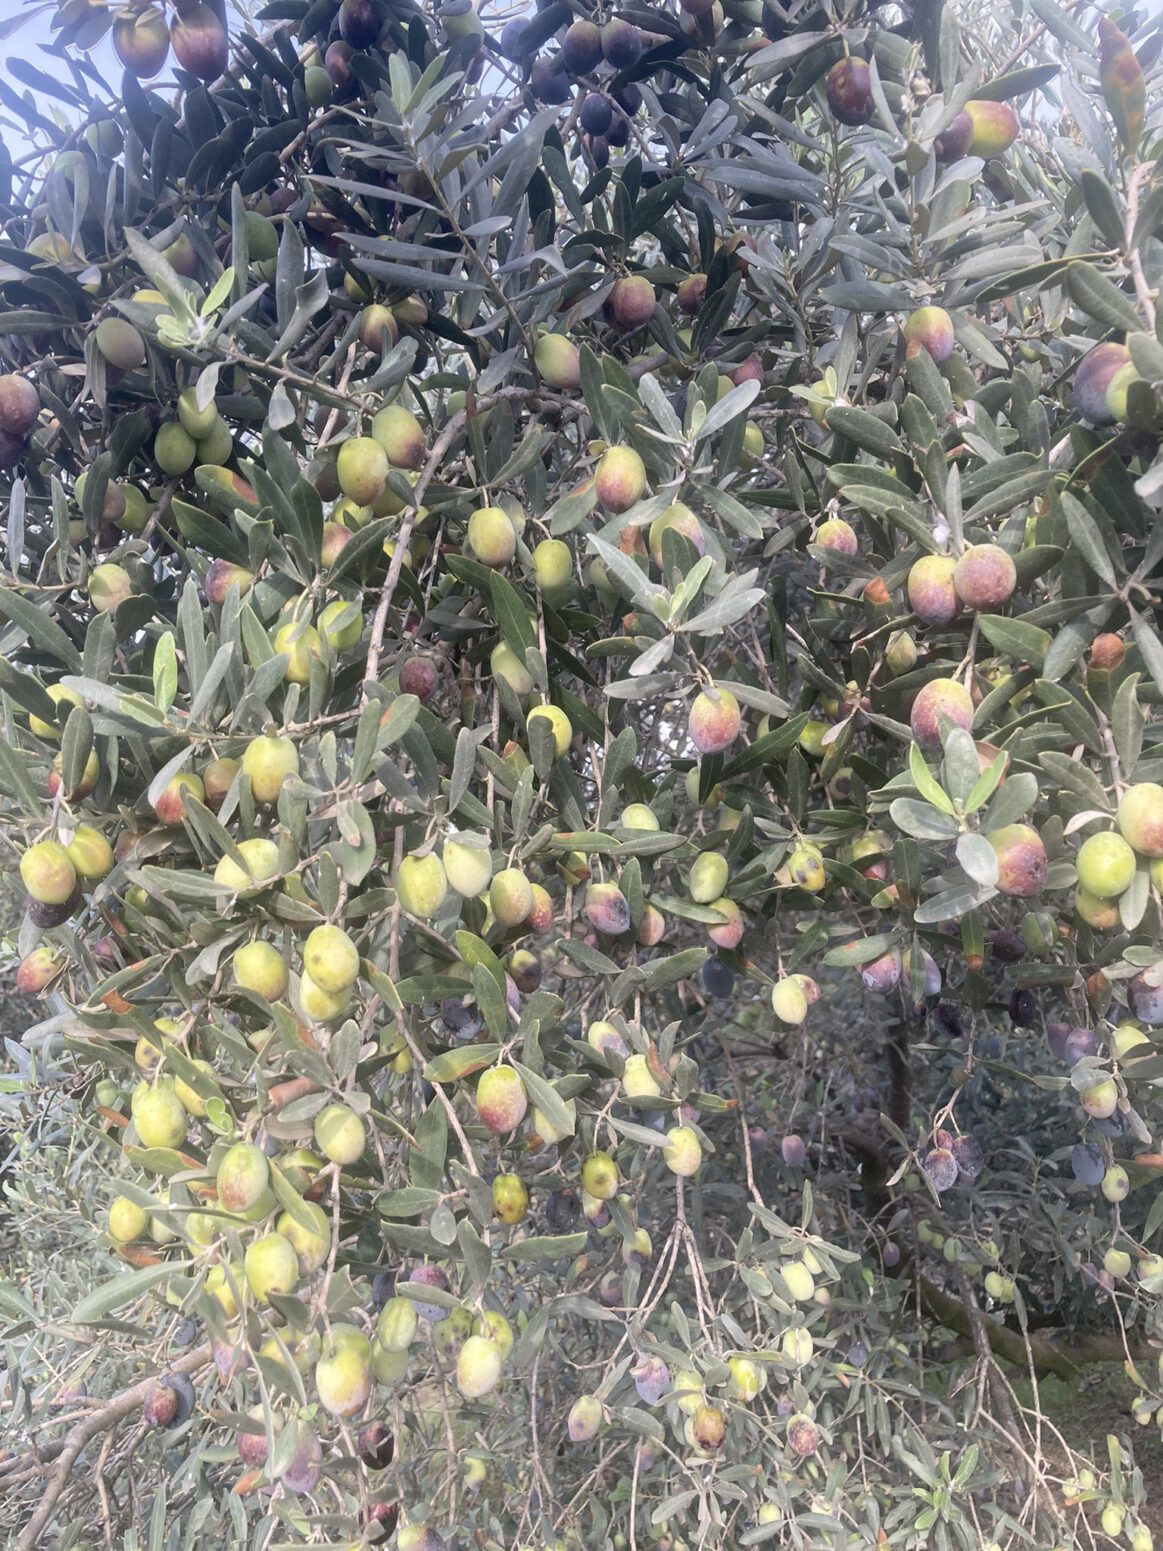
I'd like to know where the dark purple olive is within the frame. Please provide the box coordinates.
[324,40,354,87]
[530,54,571,103]
[580,92,612,135]
[499,17,530,58]
[370,1269,396,1308]
[1093,1107,1129,1138]
[339,0,379,49]
[700,956,735,999]
[545,1187,580,1232]
[825,58,874,126]
[934,109,974,161]
[357,1420,395,1469]
[931,1002,963,1039]
[601,19,642,69]
[990,930,1025,963]
[632,1356,669,1404]
[439,995,482,1042]
[27,887,81,928]
[1046,1022,1071,1060]
[405,1263,449,1321]
[606,114,630,148]
[1008,988,1036,1027]
[363,1501,400,1542]
[561,19,602,74]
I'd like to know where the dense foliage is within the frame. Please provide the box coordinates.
[0,0,1161,1546]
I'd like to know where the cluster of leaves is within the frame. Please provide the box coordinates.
[0,0,1161,1547]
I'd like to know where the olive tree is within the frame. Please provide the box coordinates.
[0,0,1161,1547]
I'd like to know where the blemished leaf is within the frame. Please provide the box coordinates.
[821,933,900,968]
[1098,16,1145,155]
[424,1044,501,1083]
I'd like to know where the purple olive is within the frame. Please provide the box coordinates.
[1064,1027,1099,1064]
[780,1134,806,1168]
[950,1133,983,1180]
[1070,1142,1105,1185]
[923,1146,958,1192]
[405,1263,449,1321]
[1046,1022,1071,1060]
[632,1355,670,1405]
[931,1002,963,1039]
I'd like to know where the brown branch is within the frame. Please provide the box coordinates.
[16,1343,213,1551]
[886,1012,910,1133]
[835,1124,892,1222]
[916,1276,1155,1381]
[954,1263,1021,1441]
